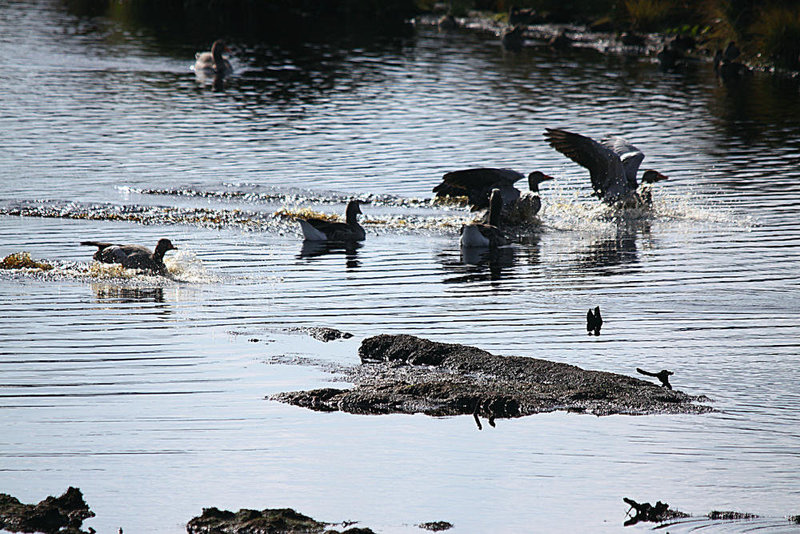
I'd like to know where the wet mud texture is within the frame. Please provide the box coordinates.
[0,487,94,534]
[271,334,712,418]
[186,507,375,534]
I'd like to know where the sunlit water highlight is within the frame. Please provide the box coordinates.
[2,1,800,533]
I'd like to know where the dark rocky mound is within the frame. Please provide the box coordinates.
[271,334,712,419]
[0,487,94,534]
[186,507,374,534]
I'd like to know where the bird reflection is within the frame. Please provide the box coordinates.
[576,219,650,274]
[298,240,362,269]
[439,245,516,284]
[91,284,166,304]
[212,75,226,91]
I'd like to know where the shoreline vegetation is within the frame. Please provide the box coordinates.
[62,0,800,72]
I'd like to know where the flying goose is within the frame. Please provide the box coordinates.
[544,128,668,205]
[460,189,508,248]
[298,200,366,242]
[194,40,233,77]
[81,238,177,274]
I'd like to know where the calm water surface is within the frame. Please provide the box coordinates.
[2,2,800,532]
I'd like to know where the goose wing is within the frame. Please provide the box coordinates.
[602,135,644,189]
[302,218,363,241]
[434,168,523,209]
[545,128,626,199]
[438,168,524,189]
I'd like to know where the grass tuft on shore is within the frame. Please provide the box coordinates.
[752,4,800,69]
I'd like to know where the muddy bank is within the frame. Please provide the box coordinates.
[0,487,94,534]
[271,334,712,418]
[186,507,375,534]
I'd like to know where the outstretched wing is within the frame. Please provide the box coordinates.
[544,128,625,198]
[434,168,523,192]
[602,135,644,189]
[434,168,523,209]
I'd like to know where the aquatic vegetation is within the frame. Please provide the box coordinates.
[751,4,800,69]
[623,0,673,31]
[274,206,340,222]
[0,252,53,271]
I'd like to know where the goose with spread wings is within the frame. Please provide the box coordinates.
[544,128,667,205]
[81,238,177,275]
[433,168,554,224]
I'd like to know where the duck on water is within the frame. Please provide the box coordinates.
[194,40,233,78]
[434,168,554,225]
[544,128,668,207]
[81,238,177,275]
[298,200,366,242]
[460,189,508,248]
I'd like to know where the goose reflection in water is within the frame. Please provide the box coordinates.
[298,240,362,269]
[438,246,516,285]
[576,220,650,274]
[91,284,168,306]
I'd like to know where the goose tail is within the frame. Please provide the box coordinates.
[80,241,112,250]
[298,220,328,241]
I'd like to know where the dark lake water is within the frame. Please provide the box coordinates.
[2,2,800,532]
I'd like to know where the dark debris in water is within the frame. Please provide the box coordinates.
[623,498,774,528]
[0,487,95,534]
[270,334,713,419]
[418,520,454,531]
[707,510,760,520]
[290,327,354,342]
[623,497,689,526]
[186,506,375,534]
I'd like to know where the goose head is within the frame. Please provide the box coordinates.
[345,200,363,224]
[154,239,177,260]
[641,170,668,184]
[527,171,555,191]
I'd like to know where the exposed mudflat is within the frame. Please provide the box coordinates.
[271,334,712,419]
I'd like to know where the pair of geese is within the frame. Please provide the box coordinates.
[300,128,669,248]
[81,129,668,273]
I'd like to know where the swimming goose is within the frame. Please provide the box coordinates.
[434,168,553,212]
[460,189,507,248]
[544,128,668,205]
[81,238,177,274]
[194,40,233,77]
[298,200,366,242]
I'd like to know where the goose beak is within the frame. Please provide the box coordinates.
[541,173,555,182]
